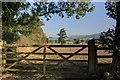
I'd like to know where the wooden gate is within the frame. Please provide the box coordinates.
[3,45,89,78]
[3,45,44,73]
[2,42,113,78]
[43,45,88,77]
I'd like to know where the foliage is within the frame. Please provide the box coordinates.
[99,28,115,48]
[16,27,47,46]
[2,1,94,44]
[2,32,20,44]
[58,28,67,45]
[103,1,120,73]
[73,38,80,44]
[105,1,120,48]
[2,2,44,44]
[31,1,94,20]
[99,1,116,46]
[105,1,117,19]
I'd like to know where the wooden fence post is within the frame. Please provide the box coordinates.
[88,39,97,73]
[43,46,46,77]
[2,53,6,70]
[2,42,6,72]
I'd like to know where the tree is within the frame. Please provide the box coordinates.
[73,38,80,44]
[99,28,115,47]
[16,27,47,46]
[58,28,67,45]
[2,2,45,44]
[80,39,85,44]
[2,1,94,44]
[103,1,120,72]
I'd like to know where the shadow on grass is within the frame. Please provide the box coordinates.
[2,61,112,80]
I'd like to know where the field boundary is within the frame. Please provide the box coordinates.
[2,40,113,78]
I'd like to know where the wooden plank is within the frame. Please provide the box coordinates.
[5,69,43,73]
[4,46,16,48]
[6,52,88,55]
[6,63,43,65]
[44,53,88,55]
[6,58,88,62]
[47,45,88,47]
[6,52,16,54]
[5,63,88,68]
[6,52,40,54]
[5,68,89,74]
[6,58,18,60]
[4,44,44,47]
[5,44,88,47]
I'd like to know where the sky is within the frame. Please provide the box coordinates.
[41,2,115,37]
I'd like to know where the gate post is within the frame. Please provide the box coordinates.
[43,46,46,77]
[2,41,6,72]
[88,39,97,73]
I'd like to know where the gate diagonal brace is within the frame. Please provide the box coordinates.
[48,46,87,67]
[48,47,67,60]
[5,46,43,70]
[66,47,87,59]
[48,47,73,66]
[56,47,87,66]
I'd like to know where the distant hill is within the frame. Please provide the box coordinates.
[69,33,101,40]
[48,33,101,40]
[48,37,58,40]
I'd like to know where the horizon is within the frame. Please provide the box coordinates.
[48,33,100,38]
[41,2,115,38]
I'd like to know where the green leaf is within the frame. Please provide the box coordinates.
[76,15,80,19]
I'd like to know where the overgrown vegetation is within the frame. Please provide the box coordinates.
[2,1,94,44]
[2,2,46,44]
[16,28,47,46]
[99,28,115,48]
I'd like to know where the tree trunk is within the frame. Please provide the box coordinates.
[112,1,120,72]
